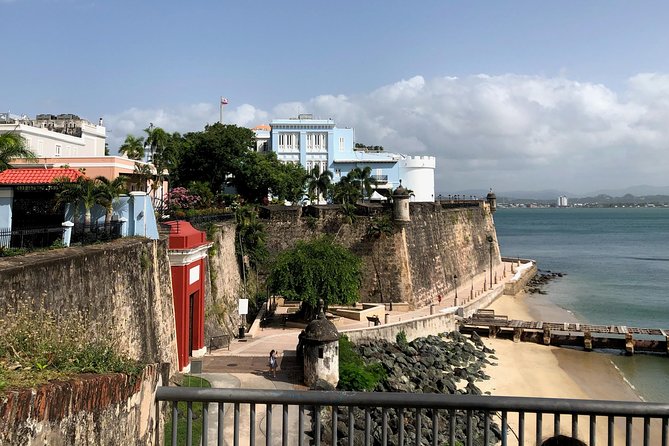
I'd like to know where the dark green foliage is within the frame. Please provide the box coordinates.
[174,123,254,193]
[395,330,408,346]
[232,151,308,203]
[338,335,386,391]
[267,236,362,313]
[236,205,268,268]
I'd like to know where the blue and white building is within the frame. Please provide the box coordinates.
[266,114,436,202]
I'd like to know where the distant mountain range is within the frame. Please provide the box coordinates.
[450,185,669,201]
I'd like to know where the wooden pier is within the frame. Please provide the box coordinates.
[459,310,669,355]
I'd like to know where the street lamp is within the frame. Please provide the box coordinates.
[453,274,458,305]
[486,235,494,287]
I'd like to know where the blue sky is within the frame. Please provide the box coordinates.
[3,0,669,195]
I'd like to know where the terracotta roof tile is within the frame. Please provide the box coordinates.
[0,168,84,185]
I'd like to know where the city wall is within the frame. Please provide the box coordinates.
[0,364,165,446]
[205,221,244,341]
[261,202,501,309]
[0,237,179,370]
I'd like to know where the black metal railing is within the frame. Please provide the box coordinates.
[185,212,235,227]
[0,226,64,250]
[371,174,389,182]
[70,221,123,245]
[156,387,669,446]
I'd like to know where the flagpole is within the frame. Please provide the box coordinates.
[220,96,228,124]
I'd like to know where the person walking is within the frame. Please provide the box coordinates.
[269,349,278,377]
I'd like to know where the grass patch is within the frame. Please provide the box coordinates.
[0,306,143,393]
[164,375,212,445]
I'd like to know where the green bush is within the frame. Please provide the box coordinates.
[338,335,386,391]
[396,330,408,346]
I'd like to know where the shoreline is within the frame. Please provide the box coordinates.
[480,290,642,402]
[478,291,644,443]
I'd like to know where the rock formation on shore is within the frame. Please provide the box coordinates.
[317,332,501,445]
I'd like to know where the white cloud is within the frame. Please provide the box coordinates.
[104,102,267,151]
[106,73,669,194]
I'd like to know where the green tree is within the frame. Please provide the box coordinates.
[118,135,145,160]
[349,166,377,201]
[332,174,361,204]
[175,123,254,193]
[272,161,308,204]
[268,236,362,319]
[0,132,37,171]
[307,166,333,204]
[236,205,268,269]
[55,176,100,229]
[133,163,154,192]
[95,176,128,225]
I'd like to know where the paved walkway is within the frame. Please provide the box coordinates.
[191,260,524,444]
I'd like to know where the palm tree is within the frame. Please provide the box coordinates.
[133,163,154,192]
[95,176,127,225]
[144,125,173,209]
[55,176,99,230]
[307,166,333,204]
[332,174,361,205]
[118,135,145,160]
[0,132,37,171]
[349,166,377,201]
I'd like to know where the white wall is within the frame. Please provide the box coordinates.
[0,122,106,158]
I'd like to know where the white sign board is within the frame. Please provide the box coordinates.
[238,299,249,315]
[189,265,200,285]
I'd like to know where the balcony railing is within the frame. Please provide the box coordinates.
[371,174,389,182]
[156,387,669,446]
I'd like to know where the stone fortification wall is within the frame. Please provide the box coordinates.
[402,203,501,307]
[262,203,500,309]
[0,364,164,445]
[0,238,178,371]
[205,221,243,340]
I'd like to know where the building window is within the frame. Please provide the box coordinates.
[278,133,299,151]
[338,137,345,152]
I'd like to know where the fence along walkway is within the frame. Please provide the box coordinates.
[460,311,669,355]
[156,387,669,446]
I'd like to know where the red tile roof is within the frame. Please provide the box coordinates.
[0,168,84,185]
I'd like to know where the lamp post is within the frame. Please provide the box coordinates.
[486,235,494,287]
[453,274,458,306]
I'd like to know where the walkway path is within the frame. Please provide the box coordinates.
[192,260,525,444]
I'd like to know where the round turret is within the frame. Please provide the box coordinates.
[392,180,411,223]
[486,188,497,214]
[301,300,339,388]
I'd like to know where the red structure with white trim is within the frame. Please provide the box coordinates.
[164,221,211,371]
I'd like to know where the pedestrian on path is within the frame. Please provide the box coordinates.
[269,349,278,377]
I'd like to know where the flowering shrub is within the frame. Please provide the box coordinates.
[168,187,201,211]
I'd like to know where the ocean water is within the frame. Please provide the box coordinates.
[494,207,669,402]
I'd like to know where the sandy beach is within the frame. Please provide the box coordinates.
[478,292,649,444]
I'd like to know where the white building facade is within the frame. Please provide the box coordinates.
[265,114,436,202]
[0,112,106,158]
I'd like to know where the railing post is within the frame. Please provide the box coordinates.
[62,221,74,247]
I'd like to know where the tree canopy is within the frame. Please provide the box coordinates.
[0,133,37,171]
[268,237,362,316]
[174,123,254,193]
